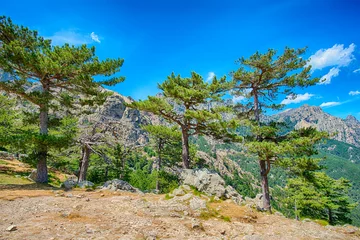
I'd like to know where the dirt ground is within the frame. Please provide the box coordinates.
[0,158,359,240]
[0,187,359,240]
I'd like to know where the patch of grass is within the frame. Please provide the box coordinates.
[0,159,9,165]
[0,173,32,185]
[190,185,204,197]
[209,195,222,203]
[199,210,218,220]
[220,215,231,222]
[314,219,329,226]
[165,193,174,200]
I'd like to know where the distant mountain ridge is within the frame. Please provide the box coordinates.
[271,104,360,147]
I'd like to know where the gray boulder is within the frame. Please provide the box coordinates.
[102,179,140,193]
[62,175,78,190]
[77,180,94,188]
[189,197,207,210]
[180,169,226,197]
[180,169,243,204]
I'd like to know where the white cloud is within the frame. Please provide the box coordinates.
[319,101,341,108]
[349,90,360,96]
[232,95,246,103]
[90,32,101,43]
[206,72,215,82]
[319,67,340,85]
[307,43,356,71]
[47,30,101,46]
[48,30,90,45]
[354,68,360,73]
[281,93,314,105]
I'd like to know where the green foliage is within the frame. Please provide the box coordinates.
[128,72,240,168]
[0,16,124,182]
[284,172,356,225]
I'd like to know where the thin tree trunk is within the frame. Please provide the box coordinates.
[253,90,260,123]
[260,160,271,213]
[328,208,333,225]
[36,105,48,183]
[78,145,91,182]
[181,128,190,169]
[156,141,163,192]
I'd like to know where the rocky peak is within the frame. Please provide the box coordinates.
[345,115,359,125]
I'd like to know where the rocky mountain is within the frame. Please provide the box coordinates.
[271,104,360,147]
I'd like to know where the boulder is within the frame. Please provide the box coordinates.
[62,175,78,190]
[102,179,141,193]
[180,169,243,204]
[189,197,207,211]
[180,169,226,198]
[77,180,94,188]
[28,169,37,182]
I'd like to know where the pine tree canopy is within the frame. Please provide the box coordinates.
[0,16,125,109]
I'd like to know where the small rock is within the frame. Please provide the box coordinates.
[85,198,90,202]
[183,211,189,216]
[172,188,186,196]
[189,197,207,211]
[6,225,17,232]
[181,185,191,191]
[77,180,94,189]
[191,218,202,229]
[65,193,73,198]
[243,235,263,240]
[100,194,105,197]
[221,230,226,235]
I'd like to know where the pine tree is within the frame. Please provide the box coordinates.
[141,125,181,191]
[231,47,320,211]
[129,72,239,168]
[285,172,356,225]
[0,16,125,182]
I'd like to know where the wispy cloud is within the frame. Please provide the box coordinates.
[319,101,341,108]
[91,32,101,43]
[349,90,360,96]
[281,93,314,105]
[232,95,246,103]
[319,67,340,85]
[307,43,356,71]
[206,72,215,82]
[354,68,360,73]
[48,30,101,46]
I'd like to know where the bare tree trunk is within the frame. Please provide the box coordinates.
[328,208,333,225]
[259,160,271,213]
[253,91,260,123]
[181,128,190,169]
[36,106,48,183]
[78,145,91,182]
[156,141,163,192]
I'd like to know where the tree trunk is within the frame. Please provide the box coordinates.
[156,141,163,191]
[328,208,333,225]
[181,128,190,169]
[36,106,48,183]
[78,145,91,182]
[259,160,272,213]
[253,90,260,123]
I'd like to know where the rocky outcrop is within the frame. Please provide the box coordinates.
[180,169,243,204]
[272,104,360,147]
[102,179,141,193]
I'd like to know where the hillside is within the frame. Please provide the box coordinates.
[271,104,360,147]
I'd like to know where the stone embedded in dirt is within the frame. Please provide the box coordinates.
[102,179,141,193]
[172,188,186,196]
[77,180,94,189]
[6,225,17,232]
[189,197,207,211]
[191,218,202,229]
[243,235,264,240]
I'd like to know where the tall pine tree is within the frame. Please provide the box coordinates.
[129,72,239,168]
[231,47,320,211]
[0,16,125,182]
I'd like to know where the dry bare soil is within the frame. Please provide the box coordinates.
[0,159,359,240]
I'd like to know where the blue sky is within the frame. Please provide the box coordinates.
[2,0,360,119]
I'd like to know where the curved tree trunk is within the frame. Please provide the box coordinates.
[78,145,91,182]
[36,106,48,183]
[181,128,190,169]
[260,160,271,213]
